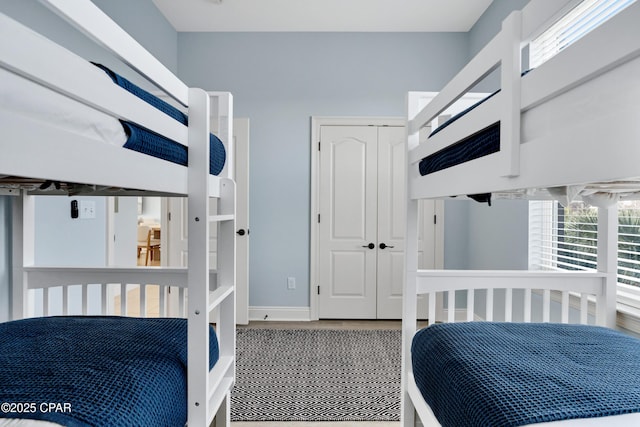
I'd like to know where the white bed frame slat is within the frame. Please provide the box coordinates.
[542,289,551,322]
[524,288,532,322]
[82,284,89,316]
[504,288,513,322]
[120,283,127,316]
[101,284,108,315]
[561,291,570,323]
[62,286,68,316]
[580,293,589,325]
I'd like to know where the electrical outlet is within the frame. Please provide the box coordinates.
[79,200,96,219]
[287,277,296,290]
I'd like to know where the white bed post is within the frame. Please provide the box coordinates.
[213,91,236,426]
[187,87,211,426]
[500,10,523,178]
[11,193,34,320]
[211,92,234,181]
[596,205,618,327]
[402,92,421,427]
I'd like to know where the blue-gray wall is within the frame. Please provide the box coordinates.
[177,32,469,307]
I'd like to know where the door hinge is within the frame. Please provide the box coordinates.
[318,141,321,151]
[317,286,320,295]
[168,212,172,221]
[318,214,320,223]
[434,214,437,225]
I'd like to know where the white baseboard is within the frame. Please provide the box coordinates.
[249,306,311,322]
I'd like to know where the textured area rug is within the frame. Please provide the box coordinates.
[230,328,401,421]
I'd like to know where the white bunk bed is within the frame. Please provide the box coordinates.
[402,0,640,426]
[0,1,235,426]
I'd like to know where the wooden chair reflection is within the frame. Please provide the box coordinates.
[137,225,160,266]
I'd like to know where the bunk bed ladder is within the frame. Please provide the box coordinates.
[187,89,236,427]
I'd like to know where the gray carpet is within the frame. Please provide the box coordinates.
[230,328,401,421]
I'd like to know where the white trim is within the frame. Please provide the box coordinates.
[249,306,311,322]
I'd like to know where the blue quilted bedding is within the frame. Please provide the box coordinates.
[0,316,219,427]
[419,90,500,176]
[412,322,640,427]
[93,63,226,176]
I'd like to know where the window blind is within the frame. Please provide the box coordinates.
[529,201,640,289]
[529,0,636,68]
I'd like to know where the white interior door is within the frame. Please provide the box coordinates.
[318,125,378,318]
[317,123,438,319]
[165,118,250,324]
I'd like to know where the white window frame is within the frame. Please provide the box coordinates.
[529,200,640,332]
[530,0,636,68]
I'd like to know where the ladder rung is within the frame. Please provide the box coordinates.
[209,214,235,222]
[208,285,234,313]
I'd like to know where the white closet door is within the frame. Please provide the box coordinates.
[376,126,406,319]
[317,123,438,319]
[318,125,378,319]
[376,127,434,319]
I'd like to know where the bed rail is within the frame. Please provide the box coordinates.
[415,270,608,326]
[40,0,188,106]
[22,267,227,318]
[406,0,640,196]
[407,0,580,173]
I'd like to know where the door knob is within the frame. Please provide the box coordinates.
[362,243,375,249]
[237,229,247,236]
[379,243,394,249]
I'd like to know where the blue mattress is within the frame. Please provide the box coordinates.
[0,316,219,427]
[93,63,226,176]
[419,90,499,176]
[412,322,640,427]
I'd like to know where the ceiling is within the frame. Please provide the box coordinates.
[152,0,494,32]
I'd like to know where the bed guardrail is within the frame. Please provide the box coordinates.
[40,0,188,106]
[415,270,608,326]
[406,0,640,186]
[21,267,228,318]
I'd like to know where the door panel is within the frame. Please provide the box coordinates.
[319,125,377,318]
[376,126,406,319]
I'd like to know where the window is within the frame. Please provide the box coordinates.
[530,200,640,302]
[529,0,636,68]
